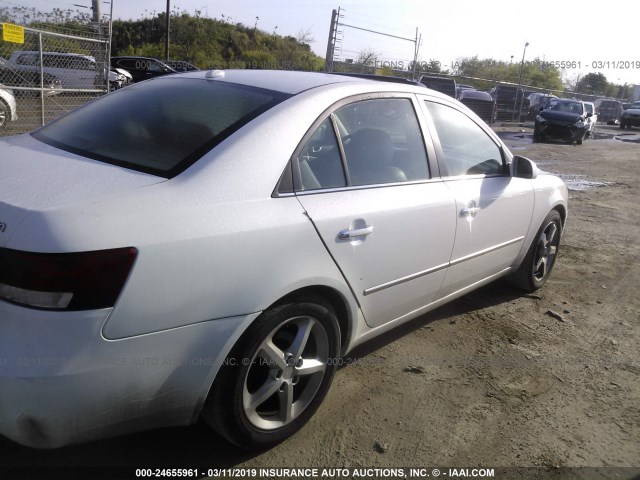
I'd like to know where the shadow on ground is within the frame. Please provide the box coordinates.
[0,281,524,477]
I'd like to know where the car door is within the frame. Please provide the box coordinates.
[290,95,457,328]
[420,98,535,297]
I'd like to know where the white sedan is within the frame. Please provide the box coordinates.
[0,70,567,449]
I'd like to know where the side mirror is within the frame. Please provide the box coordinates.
[586,112,593,118]
[512,155,538,179]
[539,106,544,112]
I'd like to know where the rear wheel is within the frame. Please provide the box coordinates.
[202,296,340,449]
[510,210,562,292]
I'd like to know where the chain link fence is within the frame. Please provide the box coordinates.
[332,59,617,124]
[0,24,109,136]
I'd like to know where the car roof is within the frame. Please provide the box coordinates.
[112,56,168,61]
[553,98,582,103]
[12,50,93,59]
[166,69,432,96]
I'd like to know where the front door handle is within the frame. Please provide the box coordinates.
[338,225,374,239]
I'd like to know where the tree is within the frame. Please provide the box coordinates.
[575,73,608,95]
[450,56,563,91]
[356,48,379,67]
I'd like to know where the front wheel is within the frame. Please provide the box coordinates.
[202,296,340,449]
[533,130,542,143]
[510,210,562,291]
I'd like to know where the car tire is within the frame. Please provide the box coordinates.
[202,295,341,449]
[509,210,562,292]
[0,99,9,129]
[533,130,542,143]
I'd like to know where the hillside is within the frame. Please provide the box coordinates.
[112,12,325,71]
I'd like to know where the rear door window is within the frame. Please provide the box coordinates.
[294,97,429,191]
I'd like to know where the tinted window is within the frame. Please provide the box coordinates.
[546,100,584,114]
[297,118,346,191]
[425,101,503,177]
[295,98,429,190]
[336,98,429,186]
[33,78,290,178]
[117,59,139,70]
[17,53,38,66]
[148,60,168,72]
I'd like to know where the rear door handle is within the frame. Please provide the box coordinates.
[460,207,480,217]
[338,225,374,239]
[460,200,480,218]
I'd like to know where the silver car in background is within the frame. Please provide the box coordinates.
[0,70,568,449]
[0,86,17,129]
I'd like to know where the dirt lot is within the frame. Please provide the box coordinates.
[226,126,640,475]
[1,125,638,480]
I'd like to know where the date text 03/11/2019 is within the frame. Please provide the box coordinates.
[536,60,640,70]
[137,467,498,478]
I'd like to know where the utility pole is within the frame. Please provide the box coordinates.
[91,0,101,34]
[324,8,338,72]
[412,28,420,81]
[165,0,170,61]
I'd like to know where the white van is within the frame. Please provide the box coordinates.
[8,51,101,90]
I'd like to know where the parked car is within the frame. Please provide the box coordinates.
[419,75,456,98]
[108,67,133,91]
[457,89,496,124]
[0,57,62,97]
[534,98,592,144]
[583,101,597,137]
[455,83,474,99]
[618,101,640,129]
[490,84,525,120]
[110,56,178,83]
[527,93,558,120]
[594,98,622,125]
[7,51,101,90]
[0,86,18,130]
[0,70,568,449]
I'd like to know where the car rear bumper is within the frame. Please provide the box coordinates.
[0,300,258,448]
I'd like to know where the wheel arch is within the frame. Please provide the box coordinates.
[195,283,356,424]
[269,285,353,356]
[553,203,567,229]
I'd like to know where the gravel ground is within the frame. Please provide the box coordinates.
[229,125,640,477]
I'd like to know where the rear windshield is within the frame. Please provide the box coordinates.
[33,77,290,178]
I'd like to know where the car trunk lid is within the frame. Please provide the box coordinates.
[0,134,165,248]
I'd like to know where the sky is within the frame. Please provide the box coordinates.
[5,0,640,85]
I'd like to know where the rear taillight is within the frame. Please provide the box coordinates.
[0,247,137,311]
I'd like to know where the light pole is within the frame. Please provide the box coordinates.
[513,42,529,122]
[165,0,170,61]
